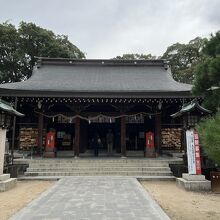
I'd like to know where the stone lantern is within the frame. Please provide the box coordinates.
[171,99,212,191]
[171,99,211,129]
[0,99,24,192]
[171,99,211,155]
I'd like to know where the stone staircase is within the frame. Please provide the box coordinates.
[23,158,182,180]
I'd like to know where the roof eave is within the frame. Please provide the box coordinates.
[0,88,194,98]
[0,99,24,116]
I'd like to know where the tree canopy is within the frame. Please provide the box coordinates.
[162,37,206,84]
[192,31,220,111]
[0,21,85,83]
[0,20,218,91]
[113,53,156,60]
[113,38,206,84]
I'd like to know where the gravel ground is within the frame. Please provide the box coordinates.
[141,181,220,220]
[0,181,54,220]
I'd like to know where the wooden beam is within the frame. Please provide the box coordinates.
[74,117,80,157]
[38,113,44,156]
[121,116,126,157]
[155,113,162,155]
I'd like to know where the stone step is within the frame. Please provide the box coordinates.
[28,159,181,163]
[137,176,176,181]
[29,162,169,166]
[19,176,61,181]
[15,158,183,165]
[26,167,171,172]
[29,159,171,163]
[29,164,169,169]
[29,160,173,163]
[23,158,180,179]
[29,162,171,166]
[24,171,173,176]
[19,176,176,181]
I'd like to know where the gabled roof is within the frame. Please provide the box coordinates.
[0,58,193,98]
[0,99,24,116]
[171,99,211,118]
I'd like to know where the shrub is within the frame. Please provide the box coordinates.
[196,110,220,166]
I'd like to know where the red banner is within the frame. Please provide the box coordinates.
[193,131,201,175]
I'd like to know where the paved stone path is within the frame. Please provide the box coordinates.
[10,177,170,220]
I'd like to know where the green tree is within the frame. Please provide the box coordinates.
[0,21,85,83]
[193,31,220,111]
[113,53,156,60]
[197,110,220,166]
[162,37,206,84]
[0,22,26,82]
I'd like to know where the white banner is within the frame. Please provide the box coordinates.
[186,129,196,174]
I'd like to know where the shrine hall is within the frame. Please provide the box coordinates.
[0,58,197,157]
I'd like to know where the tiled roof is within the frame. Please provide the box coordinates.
[0,58,192,97]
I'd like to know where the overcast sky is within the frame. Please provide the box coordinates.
[0,0,219,58]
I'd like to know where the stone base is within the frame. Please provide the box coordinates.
[43,151,55,158]
[0,174,17,192]
[145,148,156,158]
[0,174,10,181]
[176,173,211,191]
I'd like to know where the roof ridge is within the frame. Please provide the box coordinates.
[36,57,168,69]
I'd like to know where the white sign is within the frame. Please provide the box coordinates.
[186,129,196,174]
[186,129,202,175]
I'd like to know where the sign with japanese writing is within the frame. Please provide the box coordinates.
[186,129,201,175]
[193,131,202,175]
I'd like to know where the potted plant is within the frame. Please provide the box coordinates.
[196,110,220,192]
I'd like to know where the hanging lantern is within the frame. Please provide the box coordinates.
[37,101,42,109]
[158,101,162,110]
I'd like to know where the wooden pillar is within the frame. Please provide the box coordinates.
[155,113,162,155]
[38,113,44,156]
[11,97,18,164]
[74,117,80,157]
[182,116,188,155]
[121,116,126,157]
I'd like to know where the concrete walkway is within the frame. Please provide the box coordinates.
[10,177,170,220]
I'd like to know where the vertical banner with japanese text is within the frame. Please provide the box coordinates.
[186,129,201,175]
[193,130,202,175]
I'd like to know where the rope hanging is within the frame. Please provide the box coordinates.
[34,110,161,122]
